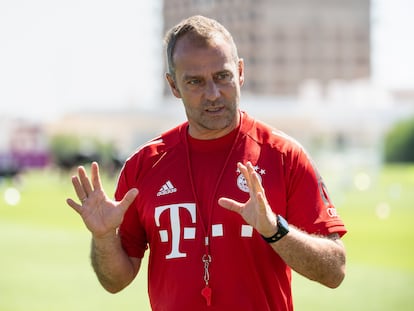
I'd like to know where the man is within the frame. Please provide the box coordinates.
[67,15,346,311]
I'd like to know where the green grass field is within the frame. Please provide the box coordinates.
[1,164,413,310]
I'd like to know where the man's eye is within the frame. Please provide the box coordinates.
[216,72,231,81]
[188,79,201,85]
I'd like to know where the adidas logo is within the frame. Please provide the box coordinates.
[157,180,177,196]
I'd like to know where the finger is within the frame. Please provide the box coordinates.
[218,197,244,214]
[66,198,83,215]
[246,162,268,199]
[78,166,93,195]
[246,162,261,194]
[71,175,87,202]
[239,162,258,199]
[91,162,103,191]
[238,162,252,190]
[247,163,269,213]
[118,188,139,212]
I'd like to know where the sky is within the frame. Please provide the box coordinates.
[0,0,164,121]
[0,0,413,121]
[371,0,414,89]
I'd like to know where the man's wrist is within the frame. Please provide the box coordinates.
[92,229,119,243]
[261,215,290,243]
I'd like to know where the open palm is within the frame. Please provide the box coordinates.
[218,162,277,237]
[66,162,138,239]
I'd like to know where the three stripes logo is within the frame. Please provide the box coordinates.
[157,180,177,197]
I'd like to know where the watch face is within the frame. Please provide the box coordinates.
[262,215,290,243]
[277,215,289,233]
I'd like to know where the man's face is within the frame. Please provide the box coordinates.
[167,35,244,139]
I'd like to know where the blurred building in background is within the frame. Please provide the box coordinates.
[0,119,49,177]
[163,0,371,96]
[44,0,411,177]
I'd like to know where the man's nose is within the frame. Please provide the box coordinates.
[204,80,220,101]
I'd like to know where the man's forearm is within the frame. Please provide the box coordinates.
[271,227,346,288]
[91,233,140,293]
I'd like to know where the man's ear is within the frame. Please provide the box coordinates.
[166,73,182,98]
[238,58,245,87]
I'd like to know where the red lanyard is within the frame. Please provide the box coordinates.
[184,126,240,306]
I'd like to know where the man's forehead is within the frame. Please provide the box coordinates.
[180,65,233,80]
[174,34,232,59]
[176,53,235,78]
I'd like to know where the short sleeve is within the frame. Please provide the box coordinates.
[285,147,347,237]
[116,159,148,258]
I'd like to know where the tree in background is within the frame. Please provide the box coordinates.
[49,134,123,174]
[384,117,414,163]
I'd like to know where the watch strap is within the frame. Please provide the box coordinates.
[261,215,289,243]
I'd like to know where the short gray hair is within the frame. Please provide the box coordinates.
[164,15,239,78]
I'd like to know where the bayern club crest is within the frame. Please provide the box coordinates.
[236,165,266,193]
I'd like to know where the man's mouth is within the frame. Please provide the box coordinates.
[205,106,223,113]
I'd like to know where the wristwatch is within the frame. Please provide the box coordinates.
[261,215,290,243]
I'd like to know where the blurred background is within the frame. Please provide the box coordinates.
[1,0,413,310]
[0,0,413,175]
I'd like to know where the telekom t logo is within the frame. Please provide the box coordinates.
[154,203,197,259]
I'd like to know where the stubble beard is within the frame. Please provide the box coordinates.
[199,102,238,131]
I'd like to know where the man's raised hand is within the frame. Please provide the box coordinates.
[66,162,138,239]
[218,162,277,238]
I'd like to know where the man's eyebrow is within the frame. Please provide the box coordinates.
[182,74,202,81]
[182,69,232,81]
[215,69,232,75]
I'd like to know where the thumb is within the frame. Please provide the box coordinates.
[218,197,244,214]
[118,188,139,211]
